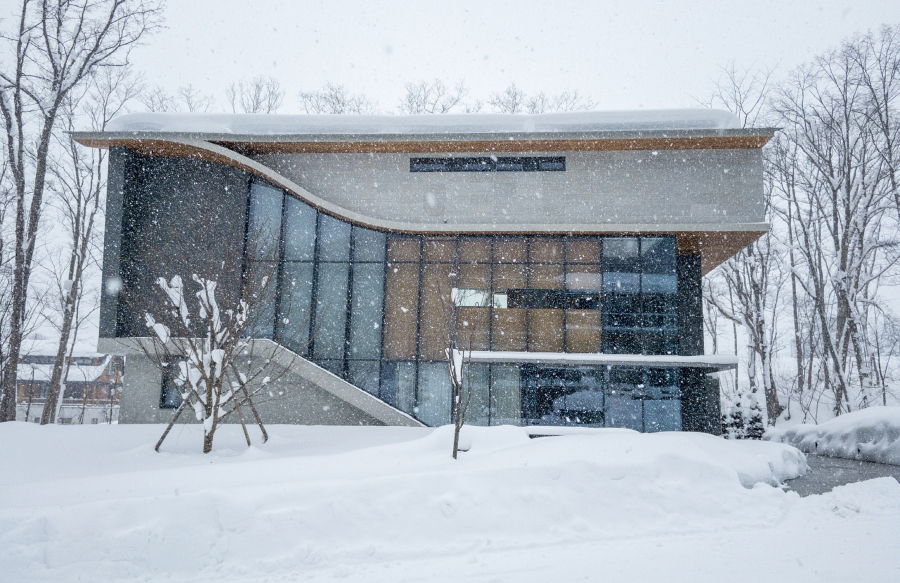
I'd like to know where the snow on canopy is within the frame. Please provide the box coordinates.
[104,109,742,136]
[17,356,113,384]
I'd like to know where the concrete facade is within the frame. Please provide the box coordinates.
[255,148,764,230]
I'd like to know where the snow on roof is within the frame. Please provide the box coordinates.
[18,356,112,383]
[104,109,742,136]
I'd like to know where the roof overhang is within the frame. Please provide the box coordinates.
[466,351,738,371]
[72,127,775,154]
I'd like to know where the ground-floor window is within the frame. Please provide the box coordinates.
[374,361,683,431]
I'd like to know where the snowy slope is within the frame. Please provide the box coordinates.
[1,423,898,582]
[765,406,900,465]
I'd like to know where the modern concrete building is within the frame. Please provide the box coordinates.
[73,110,773,432]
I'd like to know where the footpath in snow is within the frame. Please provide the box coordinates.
[766,406,900,465]
[1,423,899,582]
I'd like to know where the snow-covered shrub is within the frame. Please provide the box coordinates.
[143,274,277,453]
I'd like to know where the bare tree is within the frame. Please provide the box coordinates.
[143,269,282,454]
[526,90,595,113]
[298,82,377,114]
[139,84,176,112]
[701,63,785,425]
[176,84,214,112]
[40,66,140,425]
[140,83,214,113]
[443,287,477,459]
[488,83,527,113]
[771,35,900,415]
[489,83,596,114]
[225,76,283,114]
[398,79,467,114]
[0,0,163,422]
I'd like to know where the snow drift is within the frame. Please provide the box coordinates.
[765,406,900,465]
[0,423,813,582]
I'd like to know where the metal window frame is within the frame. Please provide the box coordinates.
[410,156,566,173]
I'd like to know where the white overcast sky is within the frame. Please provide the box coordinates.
[116,0,900,113]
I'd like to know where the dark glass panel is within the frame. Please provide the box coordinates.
[493,237,527,263]
[490,365,521,425]
[602,312,640,330]
[317,359,345,377]
[641,236,676,275]
[642,331,678,355]
[282,196,317,261]
[602,237,640,272]
[379,361,396,407]
[247,264,277,339]
[566,238,601,263]
[608,367,644,390]
[277,262,314,355]
[644,400,681,432]
[423,237,456,262]
[159,365,184,409]
[602,330,641,354]
[458,237,491,263]
[312,262,350,359]
[529,238,564,262]
[417,362,451,426]
[380,361,416,412]
[348,360,381,396]
[642,289,678,315]
[508,289,599,310]
[383,263,419,359]
[465,363,491,425]
[316,214,351,262]
[248,183,283,260]
[603,293,641,316]
[352,227,386,262]
[349,263,384,359]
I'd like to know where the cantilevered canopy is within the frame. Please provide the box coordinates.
[466,351,738,371]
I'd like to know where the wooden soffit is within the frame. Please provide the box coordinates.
[75,134,771,154]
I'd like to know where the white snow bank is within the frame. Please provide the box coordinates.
[0,423,815,582]
[103,109,741,136]
[765,406,900,465]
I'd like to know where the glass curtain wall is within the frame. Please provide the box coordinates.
[246,180,681,429]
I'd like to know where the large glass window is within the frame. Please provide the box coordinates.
[244,181,686,429]
[248,183,283,260]
[282,196,316,261]
[277,262,314,354]
[312,262,350,360]
[349,263,384,359]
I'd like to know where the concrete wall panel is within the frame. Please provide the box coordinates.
[255,149,764,229]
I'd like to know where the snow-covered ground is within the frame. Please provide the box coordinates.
[1,423,899,582]
[766,406,900,466]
